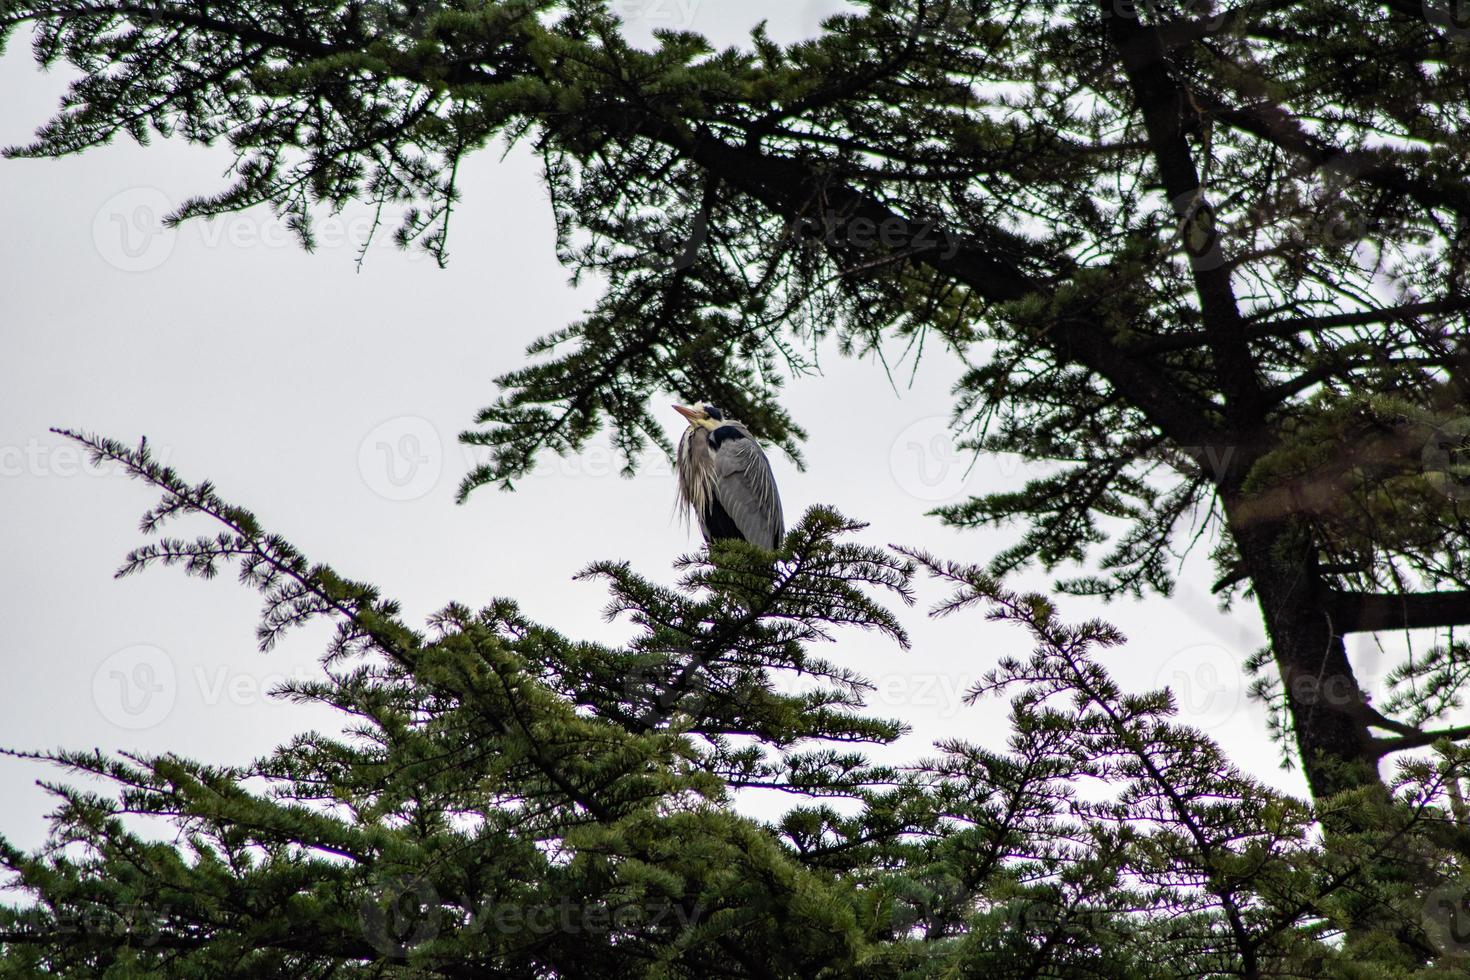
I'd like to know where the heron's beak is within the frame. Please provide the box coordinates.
[672,404,701,423]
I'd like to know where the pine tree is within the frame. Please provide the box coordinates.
[7,0,1470,972]
[4,432,1469,975]
[5,432,923,977]
[6,0,1466,802]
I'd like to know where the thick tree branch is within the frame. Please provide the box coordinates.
[1195,87,1470,220]
[1230,423,1423,529]
[1262,355,1455,405]
[1370,724,1470,758]
[1331,589,1470,634]
[646,124,1228,452]
[1281,298,1470,335]
[1102,1,1268,456]
[1232,347,1470,528]
[1132,296,1470,355]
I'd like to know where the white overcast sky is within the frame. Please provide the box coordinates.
[1,0,1377,860]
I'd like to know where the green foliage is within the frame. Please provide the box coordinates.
[4,433,1470,976]
[3,432,920,977]
[9,0,1470,972]
[6,0,1466,600]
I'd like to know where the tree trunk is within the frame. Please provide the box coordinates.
[1225,511,1446,957]
[1226,510,1383,799]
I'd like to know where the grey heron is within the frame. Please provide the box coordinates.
[672,404,785,551]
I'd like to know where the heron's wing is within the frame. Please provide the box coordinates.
[711,429,785,551]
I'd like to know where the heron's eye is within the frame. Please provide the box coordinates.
[704,404,723,420]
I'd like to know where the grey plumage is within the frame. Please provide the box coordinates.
[673,405,784,551]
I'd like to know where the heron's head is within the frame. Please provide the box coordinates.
[672,403,725,430]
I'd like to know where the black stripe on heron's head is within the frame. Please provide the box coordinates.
[708,425,747,449]
[703,404,724,420]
